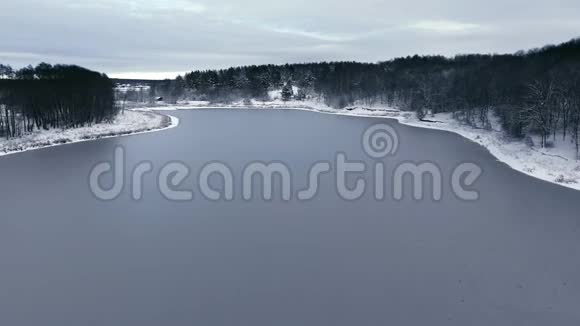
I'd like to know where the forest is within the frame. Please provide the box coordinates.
[175,38,580,151]
[0,63,116,138]
[3,39,579,154]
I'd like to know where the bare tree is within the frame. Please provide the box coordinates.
[521,80,556,147]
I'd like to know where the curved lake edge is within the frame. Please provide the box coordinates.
[1,105,578,193]
[151,106,580,193]
[0,111,180,158]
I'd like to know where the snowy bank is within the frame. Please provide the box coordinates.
[136,100,580,192]
[0,110,178,157]
[391,112,580,191]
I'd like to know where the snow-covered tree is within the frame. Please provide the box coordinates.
[0,64,14,79]
[281,81,294,102]
[295,88,307,101]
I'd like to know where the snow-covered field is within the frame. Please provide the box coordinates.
[0,110,178,157]
[136,99,580,192]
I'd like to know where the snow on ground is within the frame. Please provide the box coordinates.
[135,99,580,191]
[268,86,300,100]
[137,98,400,116]
[115,83,151,93]
[0,110,178,157]
[11,92,577,192]
[391,111,580,191]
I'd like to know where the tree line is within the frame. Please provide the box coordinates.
[114,78,187,105]
[0,63,116,138]
[175,38,580,154]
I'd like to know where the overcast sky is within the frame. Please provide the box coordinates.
[1,0,579,79]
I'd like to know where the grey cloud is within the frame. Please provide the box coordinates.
[1,0,579,78]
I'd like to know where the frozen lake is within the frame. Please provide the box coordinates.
[1,109,580,325]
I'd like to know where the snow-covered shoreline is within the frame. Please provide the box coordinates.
[0,110,179,157]
[139,100,580,192]
[391,112,580,191]
[1,98,578,192]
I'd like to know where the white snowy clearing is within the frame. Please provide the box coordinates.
[0,110,178,157]
[137,97,580,192]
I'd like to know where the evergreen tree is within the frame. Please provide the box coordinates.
[281,81,294,102]
[177,37,580,152]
